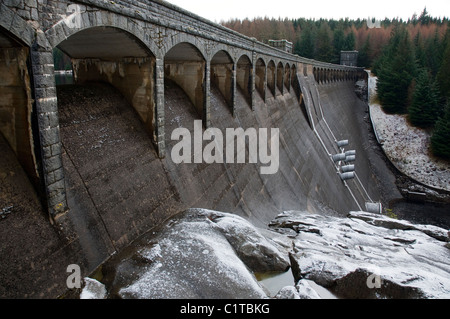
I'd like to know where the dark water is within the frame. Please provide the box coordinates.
[54,71,74,85]
[390,200,450,230]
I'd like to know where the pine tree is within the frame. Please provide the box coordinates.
[332,28,346,64]
[315,23,333,63]
[343,32,356,51]
[424,31,444,78]
[409,69,441,128]
[296,26,315,58]
[419,7,430,25]
[376,24,417,114]
[357,35,372,68]
[436,38,450,100]
[431,103,450,160]
[413,32,427,69]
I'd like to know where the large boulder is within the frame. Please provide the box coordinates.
[270,211,450,299]
[102,209,289,299]
[212,212,290,273]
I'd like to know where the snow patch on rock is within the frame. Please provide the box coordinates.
[271,210,450,299]
[80,277,107,299]
[112,209,284,299]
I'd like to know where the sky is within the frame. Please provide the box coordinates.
[166,0,450,23]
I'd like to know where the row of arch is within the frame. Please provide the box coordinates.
[313,66,365,84]
[58,26,306,153]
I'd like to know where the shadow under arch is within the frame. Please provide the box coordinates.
[255,58,266,102]
[236,54,253,108]
[51,25,168,256]
[211,50,234,114]
[276,61,284,94]
[56,26,157,135]
[267,60,276,97]
[164,41,206,121]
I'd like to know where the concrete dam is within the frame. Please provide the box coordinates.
[0,0,381,298]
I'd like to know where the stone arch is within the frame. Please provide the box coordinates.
[164,35,207,63]
[267,60,276,97]
[164,42,206,119]
[276,61,284,94]
[56,26,157,135]
[236,54,253,107]
[291,64,297,87]
[211,50,234,112]
[255,58,266,101]
[47,24,160,218]
[284,63,291,92]
[0,5,35,47]
[45,10,159,58]
[208,44,236,64]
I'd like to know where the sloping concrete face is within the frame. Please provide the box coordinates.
[72,58,156,133]
[57,72,376,261]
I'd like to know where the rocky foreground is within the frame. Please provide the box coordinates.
[80,209,450,299]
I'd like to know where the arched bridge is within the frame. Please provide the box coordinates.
[0,0,367,221]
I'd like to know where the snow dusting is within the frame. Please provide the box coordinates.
[368,73,450,191]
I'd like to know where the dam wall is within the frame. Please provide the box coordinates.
[0,67,376,298]
[55,71,378,285]
[1,0,376,299]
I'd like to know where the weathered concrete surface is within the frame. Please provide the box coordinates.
[57,83,181,252]
[0,133,78,298]
[73,57,156,134]
[0,71,378,298]
[54,75,376,285]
